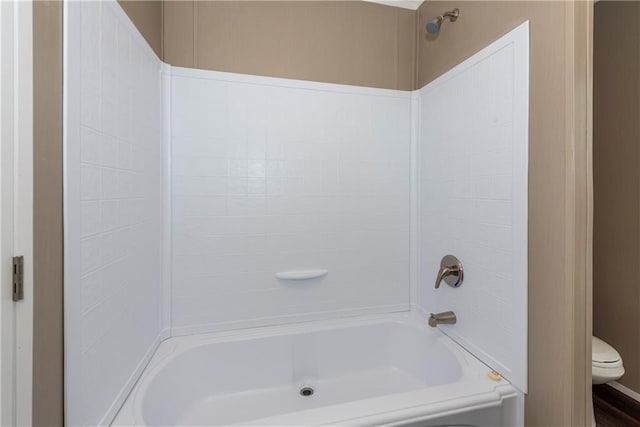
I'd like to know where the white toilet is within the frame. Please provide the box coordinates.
[592,336,625,384]
[591,336,625,426]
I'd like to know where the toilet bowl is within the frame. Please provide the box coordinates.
[592,336,625,426]
[592,336,624,384]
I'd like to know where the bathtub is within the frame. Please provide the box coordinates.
[113,313,521,426]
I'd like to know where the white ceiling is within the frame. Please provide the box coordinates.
[362,0,424,10]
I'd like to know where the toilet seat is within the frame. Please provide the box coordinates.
[592,336,621,364]
[593,359,623,369]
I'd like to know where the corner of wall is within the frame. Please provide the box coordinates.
[116,0,162,59]
[413,2,424,90]
[161,62,172,335]
[409,90,420,308]
[160,0,165,61]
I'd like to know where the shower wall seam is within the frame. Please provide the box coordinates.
[409,90,421,311]
[161,62,172,339]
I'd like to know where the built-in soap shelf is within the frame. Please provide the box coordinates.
[275,270,329,280]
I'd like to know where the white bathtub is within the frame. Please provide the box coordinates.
[113,313,521,426]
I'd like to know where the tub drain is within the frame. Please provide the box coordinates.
[299,386,314,397]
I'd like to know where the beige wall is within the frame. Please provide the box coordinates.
[162,1,416,90]
[416,1,591,425]
[33,1,64,426]
[122,0,417,90]
[593,1,640,394]
[117,0,162,58]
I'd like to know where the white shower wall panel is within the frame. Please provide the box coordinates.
[170,68,412,334]
[417,23,529,392]
[64,1,164,425]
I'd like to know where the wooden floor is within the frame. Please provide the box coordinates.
[593,384,640,427]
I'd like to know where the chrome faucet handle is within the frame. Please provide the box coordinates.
[434,255,463,289]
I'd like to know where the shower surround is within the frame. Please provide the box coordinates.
[64,1,528,425]
[169,67,411,335]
